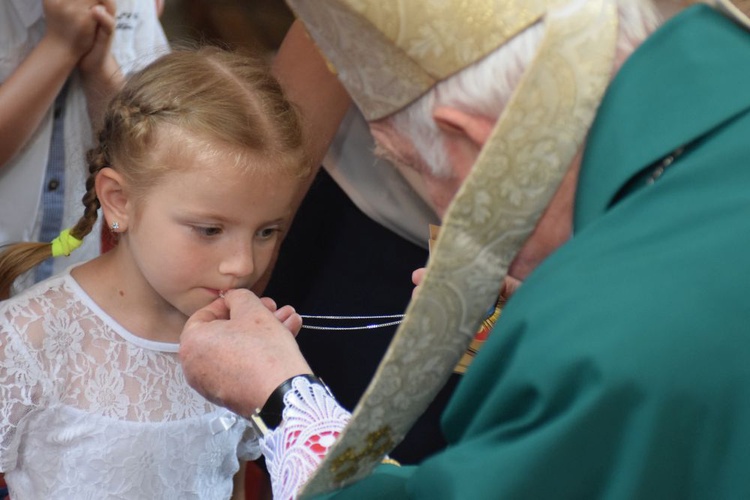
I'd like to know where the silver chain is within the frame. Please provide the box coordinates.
[300,314,405,331]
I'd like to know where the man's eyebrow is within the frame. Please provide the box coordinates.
[372,143,420,172]
[371,142,392,161]
[372,143,429,178]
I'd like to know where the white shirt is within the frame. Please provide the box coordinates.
[0,0,169,291]
[0,270,259,499]
[323,106,440,248]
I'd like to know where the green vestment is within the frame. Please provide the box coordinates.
[318,6,750,498]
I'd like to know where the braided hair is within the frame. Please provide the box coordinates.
[0,47,307,296]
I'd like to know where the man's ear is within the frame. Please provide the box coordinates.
[96,167,131,232]
[432,106,495,148]
[432,106,495,181]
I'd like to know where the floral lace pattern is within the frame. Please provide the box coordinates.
[0,272,259,499]
[261,377,351,500]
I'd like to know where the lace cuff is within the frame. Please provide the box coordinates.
[259,376,351,500]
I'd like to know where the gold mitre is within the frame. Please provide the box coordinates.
[285,0,565,121]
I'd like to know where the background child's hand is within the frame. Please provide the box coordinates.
[78,0,120,81]
[77,0,124,129]
[43,0,100,62]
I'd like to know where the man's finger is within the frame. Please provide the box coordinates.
[222,288,266,319]
[412,267,426,286]
[283,314,303,337]
[184,298,229,331]
[273,304,296,322]
[500,275,523,302]
[260,296,278,312]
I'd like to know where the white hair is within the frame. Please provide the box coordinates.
[380,0,663,177]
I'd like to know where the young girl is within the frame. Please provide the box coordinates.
[0,47,307,499]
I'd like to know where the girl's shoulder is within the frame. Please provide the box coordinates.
[1,272,82,340]
[3,270,76,305]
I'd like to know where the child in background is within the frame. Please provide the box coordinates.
[0,0,168,297]
[0,48,306,499]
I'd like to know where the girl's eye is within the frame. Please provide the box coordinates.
[257,227,281,240]
[193,226,223,237]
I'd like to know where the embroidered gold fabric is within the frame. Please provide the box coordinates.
[295,1,618,496]
[429,223,500,374]
[287,0,565,120]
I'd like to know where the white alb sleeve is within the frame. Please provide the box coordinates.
[260,376,351,500]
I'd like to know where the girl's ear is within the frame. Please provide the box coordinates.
[96,167,131,232]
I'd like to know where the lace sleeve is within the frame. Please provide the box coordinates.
[259,376,351,500]
[0,306,47,472]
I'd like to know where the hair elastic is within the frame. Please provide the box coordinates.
[51,228,83,257]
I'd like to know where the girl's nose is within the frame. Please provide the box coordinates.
[218,243,254,279]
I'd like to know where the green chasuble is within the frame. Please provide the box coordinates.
[317,6,750,498]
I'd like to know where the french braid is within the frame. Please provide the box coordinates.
[0,47,307,298]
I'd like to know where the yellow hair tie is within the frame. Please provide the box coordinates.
[51,228,83,257]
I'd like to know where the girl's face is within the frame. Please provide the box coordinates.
[119,138,300,320]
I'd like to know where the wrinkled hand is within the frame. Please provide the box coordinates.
[43,0,100,61]
[179,289,312,418]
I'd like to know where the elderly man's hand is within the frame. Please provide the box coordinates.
[179,289,312,418]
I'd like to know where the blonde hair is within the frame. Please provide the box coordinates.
[0,47,307,295]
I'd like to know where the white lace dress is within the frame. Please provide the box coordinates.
[0,270,260,499]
